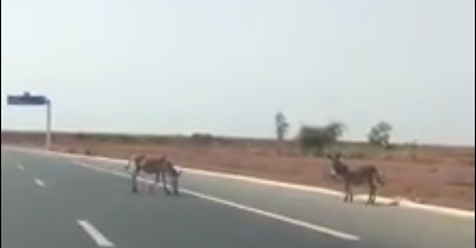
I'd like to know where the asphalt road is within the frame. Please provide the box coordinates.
[2,148,474,248]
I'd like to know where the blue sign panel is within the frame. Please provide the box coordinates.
[7,93,48,106]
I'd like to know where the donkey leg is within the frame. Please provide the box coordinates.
[149,173,159,194]
[367,183,377,205]
[371,185,378,204]
[366,191,373,205]
[366,183,372,204]
[344,182,351,202]
[343,185,348,202]
[369,188,375,205]
[349,188,354,203]
[161,173,171,195]
[171,177,179,195]
[348,183,354,203]
[132,171,139,193]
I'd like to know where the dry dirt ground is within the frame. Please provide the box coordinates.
[2,131,474,210]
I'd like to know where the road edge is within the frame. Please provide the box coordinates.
[3,145,474,219]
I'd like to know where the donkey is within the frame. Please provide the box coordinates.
[326,153,385,204]
[125,154,182,195]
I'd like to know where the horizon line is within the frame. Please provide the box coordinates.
[2,128,474,149]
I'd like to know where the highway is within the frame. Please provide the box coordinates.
[2,148,474,248]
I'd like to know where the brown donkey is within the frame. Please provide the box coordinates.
[126,154,181,195]
[326,153,385,204]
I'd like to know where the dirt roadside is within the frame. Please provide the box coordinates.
[2,132,474,210]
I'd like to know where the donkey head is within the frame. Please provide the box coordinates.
[325,152,347,180]
[161,157,182,178]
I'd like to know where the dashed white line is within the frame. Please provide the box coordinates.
[77,220,115,247]
[75,162,360,241]
[17,164,25,171]
[34,178,45,187]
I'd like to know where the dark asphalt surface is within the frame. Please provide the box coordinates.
[2,148,475,248]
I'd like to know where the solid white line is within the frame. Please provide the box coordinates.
[180,188,360,240]
[75,162,360,241]
[17,164,25,171]
[34,178,45,187]
[77,219,115,247]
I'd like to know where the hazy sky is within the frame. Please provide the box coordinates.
[1,0,475,145]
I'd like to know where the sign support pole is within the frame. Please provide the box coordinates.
[46,99,52,150]
[6,92,53,150]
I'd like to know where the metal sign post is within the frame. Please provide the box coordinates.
[7,92,53,150]
[45,99,52,149]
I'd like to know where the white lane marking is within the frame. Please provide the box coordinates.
[181,188,360,240]
[34,178,45,187]
[75,162,360,241]
[77,219,115,247]
[17,164,25,171]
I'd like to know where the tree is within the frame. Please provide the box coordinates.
[368,121,392,149]
[275,112,290,142]
[297,122,345,155]
[191,132,214,146]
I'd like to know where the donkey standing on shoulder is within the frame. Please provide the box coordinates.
[326,153,385,204]
[125,154,182,195]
